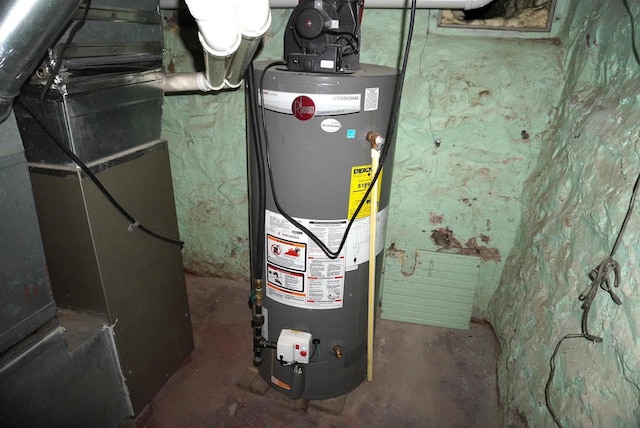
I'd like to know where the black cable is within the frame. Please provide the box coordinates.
[40,0,92,101]
[17,98,184,248]
[246,63,267,283]
[327,30,360,56]
[622,0,640,67]
[544,171,639,427]
[545,3,640,424]
[255,0,417,260]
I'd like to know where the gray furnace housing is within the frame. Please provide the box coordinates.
[247,61,398,399]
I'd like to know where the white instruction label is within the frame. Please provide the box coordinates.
[265,210,346,309]
[345,205,389,271]
[364,87,380,111]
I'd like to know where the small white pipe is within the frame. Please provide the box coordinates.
[162,0,494,10]
[164,72,221,93]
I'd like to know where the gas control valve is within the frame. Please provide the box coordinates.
[277,329,313,364]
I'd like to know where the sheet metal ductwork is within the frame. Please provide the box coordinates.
[0,0,82,124]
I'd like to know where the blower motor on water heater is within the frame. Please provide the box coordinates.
[284,0,362,73]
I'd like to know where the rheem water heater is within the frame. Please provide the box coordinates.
[247,60,397,399]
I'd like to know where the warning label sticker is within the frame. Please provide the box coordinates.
[267,235,306,272]
[348,164,382,219]
[267,264,304,292]
[264,210,345,309]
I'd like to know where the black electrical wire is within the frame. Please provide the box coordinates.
[545,3,640,426]
[327,30,360,56]
[17,98,184,248]
[334,0,361,57]
[40,0,92,101]
[254,0,417,260]
[623,0,640,66]
[544,171,640,427]
[246,63,267,283]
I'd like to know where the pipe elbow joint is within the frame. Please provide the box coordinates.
[366,131,385,150]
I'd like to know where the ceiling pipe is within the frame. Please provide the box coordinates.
[161,0,494,9]
[268,0,493,7]
[167,0,493,93]
[0,0,83,124]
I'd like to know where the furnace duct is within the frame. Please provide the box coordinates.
[0,0,82,123]
[182,0,271,92]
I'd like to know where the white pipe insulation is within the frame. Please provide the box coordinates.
[161,0,495,10]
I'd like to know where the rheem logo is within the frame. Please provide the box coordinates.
[292,95,315,121]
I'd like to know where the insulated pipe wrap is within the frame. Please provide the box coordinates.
[0,0,83,123]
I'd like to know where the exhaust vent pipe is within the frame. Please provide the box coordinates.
[225,0,272,88]
[0,0,82,123]
[176,0,271,93]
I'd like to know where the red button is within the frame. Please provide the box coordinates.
[300,350,307,357]
[295,344,300,349]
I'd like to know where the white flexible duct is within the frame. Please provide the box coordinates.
[162,0,494,10]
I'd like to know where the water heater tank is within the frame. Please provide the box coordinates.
[247,61,398,399]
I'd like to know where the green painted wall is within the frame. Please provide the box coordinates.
[490,0,640,425]
[161,8,563,318]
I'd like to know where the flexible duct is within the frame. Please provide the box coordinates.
[162,0,494,10]
[0,0,83,123]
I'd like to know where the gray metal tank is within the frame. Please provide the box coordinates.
[247,61,398,399]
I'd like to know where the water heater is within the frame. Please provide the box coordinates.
[246,60,397,399]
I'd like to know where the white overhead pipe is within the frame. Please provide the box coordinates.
[225,0,272,88]
[184,0,240,91]
[164,0,491,92]
[162,0,494,10]
[167,0,271,93]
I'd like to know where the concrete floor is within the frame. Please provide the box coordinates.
[126,274,502,428]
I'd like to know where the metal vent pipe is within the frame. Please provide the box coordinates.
[0,0,83,123]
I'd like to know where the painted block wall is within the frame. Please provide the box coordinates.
[161,8,563,316]
[489,0,640,426]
